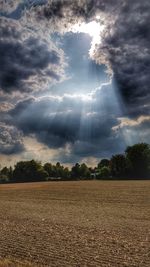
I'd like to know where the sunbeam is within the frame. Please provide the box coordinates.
[71,20,105,56]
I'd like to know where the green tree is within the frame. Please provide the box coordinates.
[71,163,81,179]
[97,166,111,179]
[0,174,9,183]
[1,167,9,176]
[62,167,70,179]
[13,160,48,183]
[44,163,54,177]
[80,163,91,179]
[110,154,128,178]
[125,143,150,178]
[0,166,13,183]
[8,166,13,180]
[98,159,110,169]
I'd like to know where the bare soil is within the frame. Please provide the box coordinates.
[0,259,35,267]
[0,180,150,267]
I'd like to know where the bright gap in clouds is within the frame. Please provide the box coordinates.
[72,20,105,56]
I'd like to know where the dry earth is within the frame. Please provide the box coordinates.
[0,258,36,267]
[0,180,150,267]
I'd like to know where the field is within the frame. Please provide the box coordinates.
[0,180,150,267]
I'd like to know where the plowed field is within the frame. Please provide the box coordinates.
[0,180,149,267]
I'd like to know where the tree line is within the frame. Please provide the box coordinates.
[0,143,149,183]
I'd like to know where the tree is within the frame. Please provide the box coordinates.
[110,154,128,178]
[97,166,110,179]
[71,163,81,179]
[0,166,13,183]
[8,166,13,180]
[44,162,70,180]
[44,163,54,177]
[98,159,110,169]
[0,174,9,183]
[0,142,149,184]
[13,160,48,183]
[1,167,10,176]
[62,167,70,180]
[80,163,91,179]
[125,143,150,178]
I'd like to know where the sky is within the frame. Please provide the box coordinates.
[0,0,150,167]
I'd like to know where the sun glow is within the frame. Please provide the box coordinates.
[72,20,104,56]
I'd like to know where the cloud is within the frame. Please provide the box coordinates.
[114,116,150,128]
[0,102,14,112]
[0,1,47,20]
[0,0,149,163]
[10,0,148,119]
[112,116,150,146]
[19,0,121,40]
[92,0,150,116]
[1,1,149,116]
[0,17,66,94]
[5,83,126,160]
[0,0,20,14]
[0,122,24,155]
[1,81,149,162]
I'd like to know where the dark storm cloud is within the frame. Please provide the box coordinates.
[0,18,66,94]
[113,116,150,146]
[1,0,149,115]
[0,0,20,13]
[0,0,149,162]
[34,0,120,20]
[0,0,47,17]
[23,0,121,34]
[9,96,82,147]
[2,81,148,161]
[22,0,150,117]
[0,122,24,155]
[6,84,124,157]
[93,0,150,117]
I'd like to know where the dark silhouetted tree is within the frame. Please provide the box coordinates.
[97,166,111,179]
[44,163,55,178]
[125,143,150,178]
[13,160,48,182]
[110,154,128,178]
[71,163,81,179]
[62,167,70,179]
[0,166,13,183]
[98,159,110,169]
[80,163,91,179]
